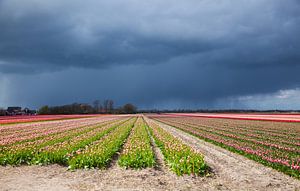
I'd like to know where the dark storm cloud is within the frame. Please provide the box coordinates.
[0,0,223,73]
[1,0,300,109]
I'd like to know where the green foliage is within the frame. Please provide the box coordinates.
[146,119,208,176]
[155,117,300,179]
[118,117,155,169]
[38,105,49,114]
[0,118,130,166]
[68,118,136,169]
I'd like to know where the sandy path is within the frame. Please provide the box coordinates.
[0,150,223,191]
[152,119,300,191]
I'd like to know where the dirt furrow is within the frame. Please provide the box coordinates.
[145,124,166,171]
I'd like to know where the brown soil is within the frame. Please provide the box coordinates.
[0,164,221,191]
[0,119,299,191]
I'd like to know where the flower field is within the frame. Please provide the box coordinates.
[164,113,300,123]
[68,117,136,169]
[0,116,120,146]
[0,114,106,125]
[1,113,299,180]
[149,115,300,178]
[0,115,208,176]
[0,116,127,165]
[145,117,208,175]
[118,117,156,169]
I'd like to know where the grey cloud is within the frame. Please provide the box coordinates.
[0,0,300,109]
[0,0,299,72]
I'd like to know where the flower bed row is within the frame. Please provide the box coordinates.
[160,118,300,153]
[0,117,123,152]
[68,118,137,169]
[153,116,300,178]
[118,117,155,169]
[31,118,132,165]
[145,117,208,176]
[0,117,130,165]
[0,114,105,125]
[0,116,120,146]
[179,116,300,137]
[164,117,300,146]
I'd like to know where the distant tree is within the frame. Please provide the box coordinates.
[39,103,97,115]
[103,99,114,113]
[93,100,101,113]
[0,107,6,116]
[36,100,140,115]
[103,100,109,113]
[38,105,49,114]
[108,100,114,113]
[122,103,137,114]
[80,104,94,114]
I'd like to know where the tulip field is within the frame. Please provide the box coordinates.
[148,114,300,178]
[145,117,208,175]
[118,117,156,169]
[1,113,299,181]
[0,115,208,176]
[0,114,104,125]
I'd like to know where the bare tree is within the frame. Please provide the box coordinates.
[99,103,103,113]
[108,100,114,113]
[103,100,109,113]
[102,99,114,113]
[93,100,101,113]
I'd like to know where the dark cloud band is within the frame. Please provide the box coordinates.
[0,0,299,109]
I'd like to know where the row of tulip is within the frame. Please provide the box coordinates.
[159,118,300,155]
[0,118,130,165]
[145,117,208,176]
[68,117,137,169]
[156,118,299,158]
[0,114,104,125]
[0,115,211,176]
[0,116,120,146]
[0,118,111,139]
[1,119,115,153]
[0,118,121,150]
[0,116,112,133]
[31,118,132,165]
[180,117,300,138]
[166,117,300,145]
[153,117,300,178]
[118,117,155,169]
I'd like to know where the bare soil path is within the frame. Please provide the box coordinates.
[153,119,300,191]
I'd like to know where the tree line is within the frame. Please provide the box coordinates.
[38,100,137,115]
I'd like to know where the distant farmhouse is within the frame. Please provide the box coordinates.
[6,107,22,115]
[0,107,37,116]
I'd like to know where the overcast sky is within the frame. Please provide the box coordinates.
[0,0,300,110]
